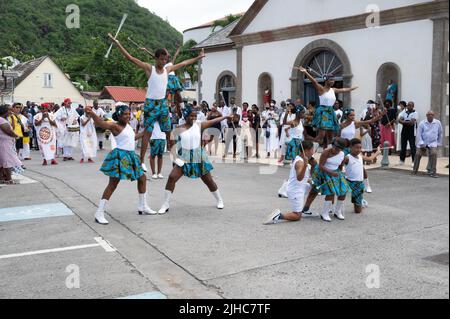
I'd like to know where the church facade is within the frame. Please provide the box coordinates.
[193,0,449,155]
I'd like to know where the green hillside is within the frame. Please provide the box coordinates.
[0,0,184,90]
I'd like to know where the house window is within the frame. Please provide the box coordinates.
[44,73,53,88]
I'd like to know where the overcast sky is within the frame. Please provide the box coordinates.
[136,0,255,32]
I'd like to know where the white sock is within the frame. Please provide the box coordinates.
[322,201,333,216]
[139,193,147,207]
[164,190,172,206]
[98,199,108,212]
[335,200,345,214]
[212,190,223,202]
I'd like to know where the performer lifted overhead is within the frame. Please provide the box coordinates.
[107,33,205,172]
[295,67,358,149]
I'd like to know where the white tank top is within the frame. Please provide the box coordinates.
[319,88,336,107]
[345,154,364,182]
[165,63,176,76]
[180,122,201,150]
[146,66,168,100]
[114,124,135,151]
[324,151,345,171]
[289,121,304,139]
[287,157,311,195]
[341,121,356,140]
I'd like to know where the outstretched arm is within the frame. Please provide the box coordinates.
[201,115,232,130]
[108,33,152,75]
[355,109,386,128]
[362,146,382,162]
[296,67,325,95]
[334,87,359,94]
[168,49,205,73]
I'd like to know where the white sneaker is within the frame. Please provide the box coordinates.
[138,205,157,215]
[302,210,319,218]
[334,210,345,221]
[362,199,369,208]
[396,161,405,166]
[157,174,164,179]
[278,192,288,198]
[95,210,109,225]
[152,174,158,179]
[217,199,225,210]
[320,211,332,222]
[411,163,415,168]
[263,209,281,225]
[158,203,170,215]
[142,163,148,172]
[366,185,373,193]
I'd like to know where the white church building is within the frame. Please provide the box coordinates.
[190,0,449,154]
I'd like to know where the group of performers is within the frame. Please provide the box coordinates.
[90,34,231,225]
[267,67,387,224]
[90,34,387,226]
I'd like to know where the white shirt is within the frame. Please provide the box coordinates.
[114,124,135,151]
[345,154,364,182]
[147,66,168,100]
[324,151,345,171]
[319,88,336,107]
[341,121,356,140]
[287,157,311,196]
[165,62,176,76]
[93,107,106,118]
[335,109,343,123]
[416,119,443,148]
[151,122,167,140]
[398,109,419,136]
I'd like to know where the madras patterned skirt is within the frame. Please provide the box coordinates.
[167,74,184,94]
[347,179,365,206]
[312,105,340,132]
[178,147,213,179]
[285,138,302,161]
[311,166,349,197]
[150,139,166,157]
[100,148,144,181]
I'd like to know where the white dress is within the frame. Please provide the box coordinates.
[80,115,98,159]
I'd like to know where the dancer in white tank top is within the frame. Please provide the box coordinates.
[264,141,316,225]
[295,67,359,149]
[341,139,381,215]
[107,33,205,171]
[85,103,157,225]
[158,105,232,215]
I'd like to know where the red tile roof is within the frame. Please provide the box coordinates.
[100,86,147,103]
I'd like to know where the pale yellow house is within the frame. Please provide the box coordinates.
[0,56,84,105]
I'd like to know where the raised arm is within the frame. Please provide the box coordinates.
[108,33,152,75]
[85,106,120,135]
[355,109,386,128]
[296,67,325,95]
[167,49,205,74]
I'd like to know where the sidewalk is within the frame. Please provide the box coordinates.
[208,143,449,176]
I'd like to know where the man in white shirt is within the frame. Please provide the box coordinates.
[398,101,419,166]
[412,110,443,177]
[55,98,80,161]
